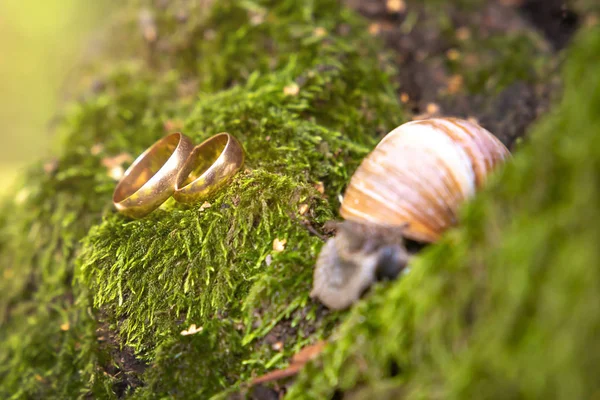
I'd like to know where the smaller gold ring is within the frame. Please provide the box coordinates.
[173,133,245,204]
[113,132,194,218]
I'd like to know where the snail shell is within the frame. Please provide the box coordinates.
[340,117,510,243]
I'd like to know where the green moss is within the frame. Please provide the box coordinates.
[0,155,115,397]
[1,0,403,398]
[289,25,600,399]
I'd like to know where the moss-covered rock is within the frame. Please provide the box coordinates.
[0,0,598,399]
[1,0,402,398]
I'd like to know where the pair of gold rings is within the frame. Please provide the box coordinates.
[112,132,245,219]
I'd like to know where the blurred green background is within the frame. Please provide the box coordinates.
[0,1,109,192]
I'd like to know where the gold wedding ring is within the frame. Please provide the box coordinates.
[113,132,194,218]
[173,132,245,204]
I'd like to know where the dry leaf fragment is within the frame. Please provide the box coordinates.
[234,322,245,331]
[413,103,442,121]
[426,103,440,115]
[456,27,471,41]
[298,204,309,215]
[468,116,480,125]
[283,83,300,96]
[163,119,184,132]
[291,341,327,364]
[181,324,203,336]
[200,202,212,211]
[314,181,325,194]
[447,74,464,94]
[101,153,133,169]
[249,10,266,26]
[91,143,105,156]
[273,238,287,252]
[386,0,406,13]
[109,166,125,181]
[313,27,327,37]
[368,23,381,36]
[446,48,461,61]
[139,9,157,42]
[43,159,58,175]
[272,341,284,351]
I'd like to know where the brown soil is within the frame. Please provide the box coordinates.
[343,0,579,149]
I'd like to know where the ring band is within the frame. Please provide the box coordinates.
[113,132,194,218]
[173,132,245,204]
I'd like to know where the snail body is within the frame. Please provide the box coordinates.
[311,118,510,310]
[310,221,410,310]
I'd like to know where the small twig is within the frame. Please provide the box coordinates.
[250,341,327,386]
[288,212,327,242]
[251,363,303,385]
[300,220,327,241]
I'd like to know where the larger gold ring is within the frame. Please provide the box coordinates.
[173,132,245,204]
[113,132,194,218]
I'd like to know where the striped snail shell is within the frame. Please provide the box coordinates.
[340,117,510,243]
[311,117,509,310]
